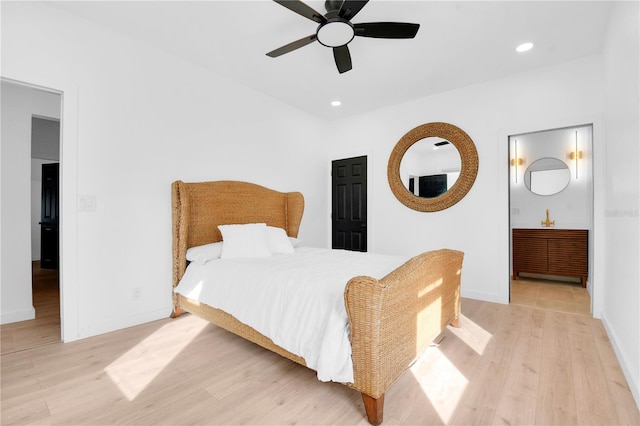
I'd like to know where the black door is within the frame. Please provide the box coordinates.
[332,156,367,251]
[40,163,59,270]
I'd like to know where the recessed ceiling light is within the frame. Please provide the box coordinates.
[516,42,534,53]
[331,100,342,107]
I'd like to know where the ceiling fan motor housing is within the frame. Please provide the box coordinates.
[325,0,344,13]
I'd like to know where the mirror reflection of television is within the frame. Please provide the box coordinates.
[409,174,447,198]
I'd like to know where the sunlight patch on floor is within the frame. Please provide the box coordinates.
[105,315,208,400]
[411,345,468,423]
[447,313,492,355]
[411,313,491,422]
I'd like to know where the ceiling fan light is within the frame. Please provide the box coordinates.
[331,100,342,106]
[317,21,355,47]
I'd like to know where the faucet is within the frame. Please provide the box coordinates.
[541,209,555,228]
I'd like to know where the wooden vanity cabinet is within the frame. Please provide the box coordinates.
[512,228,588,287]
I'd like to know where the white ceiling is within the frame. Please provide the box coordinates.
[48,1,613,120]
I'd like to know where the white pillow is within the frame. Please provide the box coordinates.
[218,223,272,259]
[186,242,223,264]
[266,226,295,254]
[289,237,302,248]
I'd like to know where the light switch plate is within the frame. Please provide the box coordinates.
[78,195,97,211]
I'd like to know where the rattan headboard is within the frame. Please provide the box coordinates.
[171,180,304,286]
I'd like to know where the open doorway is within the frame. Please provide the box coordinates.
[0,80,62,354]
[508,124,593,316]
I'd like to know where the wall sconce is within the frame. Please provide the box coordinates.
[569,130,582,178]
[511,139,525,182]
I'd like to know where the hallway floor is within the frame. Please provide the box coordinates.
[0,262,60,355]
[510,276,591,316]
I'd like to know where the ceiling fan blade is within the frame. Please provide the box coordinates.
[273,0,327,24]
[354,22,420,39]
[333,45,352,74]
[338,0,369,20]
[266,34,317,57]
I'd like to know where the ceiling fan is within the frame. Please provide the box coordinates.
[266,0,420,74]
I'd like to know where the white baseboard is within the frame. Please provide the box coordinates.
[601,314,640,410]
[461,290,508,305]
[68,306,173,343]
[1,305,36,324]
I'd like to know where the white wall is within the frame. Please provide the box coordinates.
[326,55,605,305]
[1,82,61,324]
[1,2,327,338]
[601,1,640,408]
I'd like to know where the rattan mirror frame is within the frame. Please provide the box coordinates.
[388,122,479,212]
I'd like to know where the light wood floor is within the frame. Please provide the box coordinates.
[1,298,638,425]
[0,272,587,354]
[510,276,591,316]
[0,263,60,355]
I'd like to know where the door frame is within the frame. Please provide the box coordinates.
[31,116,61,271]
[2,76,80,341]
[500,115,605,318]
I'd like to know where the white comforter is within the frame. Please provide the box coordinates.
[174,247,407,383]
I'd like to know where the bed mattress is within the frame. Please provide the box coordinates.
[174,247,407,383]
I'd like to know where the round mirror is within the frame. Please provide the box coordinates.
[388,122,479,212]
[524,157,571,196]
[400,137,461,198]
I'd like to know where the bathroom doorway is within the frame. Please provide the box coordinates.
[508,124,593,316]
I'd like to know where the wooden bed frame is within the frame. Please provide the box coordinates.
[171,180,463,425]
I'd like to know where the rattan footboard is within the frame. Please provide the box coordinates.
[346,249,463,400]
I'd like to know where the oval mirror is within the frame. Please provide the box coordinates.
[524,157,571,196]
[388,122,479,212]
[400,137,461,198]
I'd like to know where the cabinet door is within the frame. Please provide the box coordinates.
[513,236,548,274]
[548,238,587,276]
